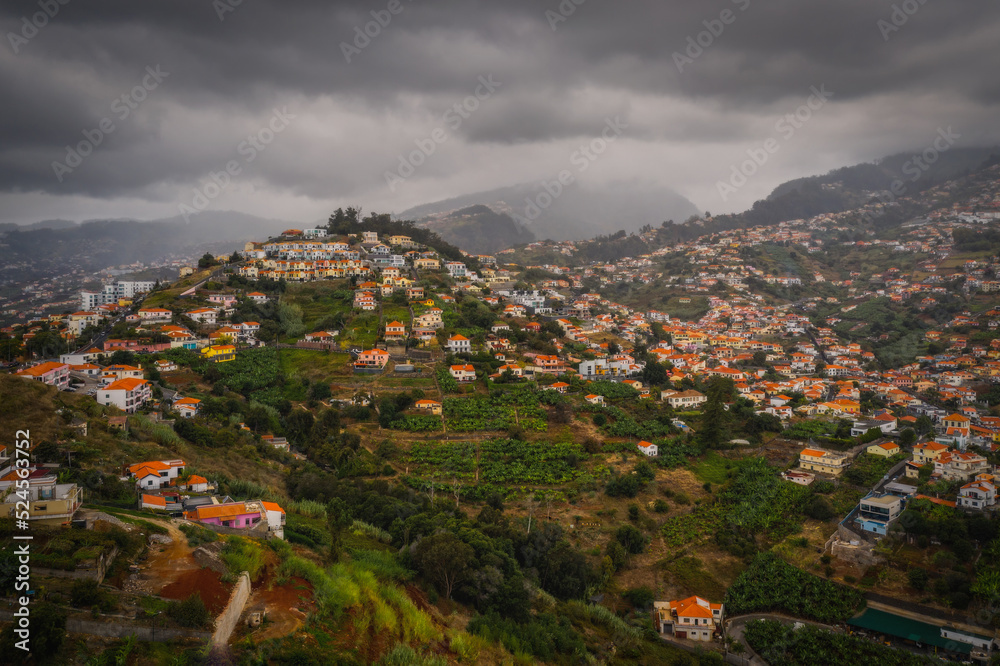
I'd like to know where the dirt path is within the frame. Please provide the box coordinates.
[141,520,201,589]
[121,518,234,614]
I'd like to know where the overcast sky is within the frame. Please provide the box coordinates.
[2,0,999,226]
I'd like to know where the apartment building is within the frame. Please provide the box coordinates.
[97,378,152,413]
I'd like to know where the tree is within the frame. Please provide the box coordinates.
[258,320,282,344]
[899,428,916,447]
[640,361,668,387]
[277,302,305,337]
[413,532,474,600]
[622,586,655,609]
[615,524,646,555]
[326,498,351,562]
[698,377,734,448]
[25,329,67,358]
[109,350,137,365]
[805,495,835,521]
[538,541,593,600]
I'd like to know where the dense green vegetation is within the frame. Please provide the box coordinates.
[744,619,943,666]
[725,553,865,623]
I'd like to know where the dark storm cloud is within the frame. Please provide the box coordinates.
[0,0,998,217]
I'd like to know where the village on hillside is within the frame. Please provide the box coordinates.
[3,165,1000,663]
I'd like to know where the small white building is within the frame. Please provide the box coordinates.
[128,459,186,490]
[638,441,658,457]
[447,334,472,353]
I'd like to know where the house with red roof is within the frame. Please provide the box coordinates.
[128,459,186,490]
[16,361,70,388]
[637,441,658,457]
[173,396,201,418]
[414,399,442,415]
[958,474,996,510]
[354,349,390,373]
[97,377,151,413]
[449,364,476,382]
[654,595,724,642]
[385,321,407,342]
[447,334,472,353]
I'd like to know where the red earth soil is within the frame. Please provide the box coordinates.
[159,567,232,615]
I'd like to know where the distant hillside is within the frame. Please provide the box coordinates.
[399,180,700,243]
[0,211,293,281]
[670,146,1000,242]
[770,147,998,200]
[416,205,534,254]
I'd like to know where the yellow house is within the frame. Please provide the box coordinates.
[414,399,442,415]
[201,344,236,363]
[0,469,83,527]
[799,448,850,476]
[913,441,949,464]
[867,441,901,458]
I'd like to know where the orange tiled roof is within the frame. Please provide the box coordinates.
[193,503,256,520]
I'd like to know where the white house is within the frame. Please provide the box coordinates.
[638,441,658,457]
[958,474,997,510]
[138,307,172,322]
[173,397,201,418]
[445,262,467,278]
[186,308,219,324]
[447,334,472,353]
[97,378,151,413]
[128,459,186,490]
[449,364,476,382]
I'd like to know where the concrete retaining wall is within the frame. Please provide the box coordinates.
[212,571,251,646]
[0,609,211,642]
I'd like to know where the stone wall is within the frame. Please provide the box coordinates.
[34,546,119,584]
[212,571,251,646]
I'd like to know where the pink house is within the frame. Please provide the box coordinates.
[185,501,263,529]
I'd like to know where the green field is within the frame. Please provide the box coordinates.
[279,348,353,381]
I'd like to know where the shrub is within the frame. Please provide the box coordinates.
[622,586,655,609]
[168,593,210,628]
[220,537,266,581]
[907,568,928,591]
[70,579,116,612]
[615,525,646,555]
